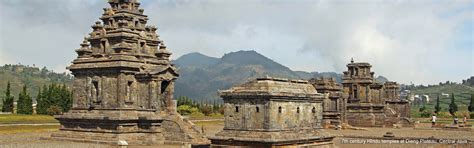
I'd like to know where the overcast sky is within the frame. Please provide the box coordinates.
[0,0,472,85]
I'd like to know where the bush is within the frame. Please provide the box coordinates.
[471,113,474,119]
[177,105,200,116]
[201,105,213,116]
[437,112,452,118]
[420,111,431,117]
[46,105,62,116]
[189,112,205,118]
[456,111,470,118]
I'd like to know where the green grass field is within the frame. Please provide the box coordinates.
[0,125,59,134]
[0,114,57,124]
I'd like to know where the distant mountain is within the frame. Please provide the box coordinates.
[173,52,219,68]
[376,76,389,84]
[174,50,347,101]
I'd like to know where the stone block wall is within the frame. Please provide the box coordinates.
[269,101,322,130]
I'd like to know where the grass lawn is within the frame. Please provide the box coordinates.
[0,114,57,124]
[0,125,59,134]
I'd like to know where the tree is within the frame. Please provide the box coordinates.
[448,93,458,116]
[434,95,441,113]
[176,96,193,106]
[36,85,48,114]
[36,83,73,115]
[201,105,213,116]
[59,84,73,112]
[17,85,33,114]
[1,82,14,113]
[468,94,474,113]
[419,105,426,113]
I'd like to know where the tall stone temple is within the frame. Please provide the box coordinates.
[50,0,208,145]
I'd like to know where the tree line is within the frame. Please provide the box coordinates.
[1,81,72,115]
[176,96,223,116]
[418,93,474,118]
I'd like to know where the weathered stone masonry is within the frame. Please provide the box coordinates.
[50,0,208,145]
[210,77,334,147]
[310,59,411,127]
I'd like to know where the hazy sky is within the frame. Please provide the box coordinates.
[0,0,472,85]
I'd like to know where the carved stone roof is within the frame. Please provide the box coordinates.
[309,77,342,91]
[69,0,175,72]
[219,76,323,99]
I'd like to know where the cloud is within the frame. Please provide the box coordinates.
[0,0,106,69]
[0,0,472,84]
[0,49,15,65]
[143,0,473,84]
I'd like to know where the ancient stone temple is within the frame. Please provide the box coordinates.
[342,59,386,127]
[50,0,208,145]
[383,81,411,126]
[341,59,411,127]
[210,77,334,147]
[309,77,345,127]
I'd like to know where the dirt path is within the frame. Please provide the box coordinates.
[1,123,473,147]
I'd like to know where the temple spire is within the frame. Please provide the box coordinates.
[108,0,142,12]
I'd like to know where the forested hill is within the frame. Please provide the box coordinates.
[0,64,73,102]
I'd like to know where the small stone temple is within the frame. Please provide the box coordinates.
[308,59,411,128]
[210,77,334,147]
[50,0,208,145]
[341,59,411,127]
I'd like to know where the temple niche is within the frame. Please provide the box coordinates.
[50,0,208,146]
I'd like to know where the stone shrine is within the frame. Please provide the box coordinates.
[210,77,334,147]
[309,77,345,126]
[341,59,411,127]
[49,0,208,145]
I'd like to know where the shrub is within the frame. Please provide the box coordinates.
[437,112,452,118]
[46,105,62,116]
[201,105,213,116]
[419,105,426,112]
[177,105,200,116]
[420,111,431,118]
[189,112,205,118]
[456,111,470,119]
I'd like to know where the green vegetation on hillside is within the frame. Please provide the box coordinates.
[0,64,73,115]
[411,83,473,96]
[0,64,72,106]
[410,83,474,118]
